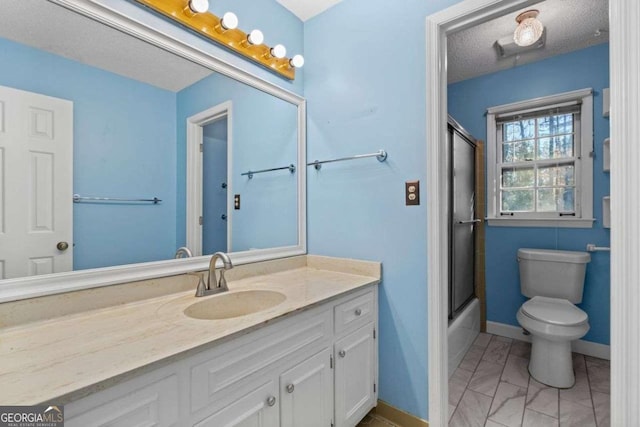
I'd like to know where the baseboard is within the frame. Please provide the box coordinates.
[486,321,610,360]
[374,400,429,427]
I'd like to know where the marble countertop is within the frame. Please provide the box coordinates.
[0,258,379,405]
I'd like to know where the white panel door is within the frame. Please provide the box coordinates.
[0,85,73,279]
[194,380,279,427]
[335,323,376,427]
[280,348,333,427]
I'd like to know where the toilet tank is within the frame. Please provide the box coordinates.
[518,248,591,303]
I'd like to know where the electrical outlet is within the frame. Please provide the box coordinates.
[234,194,241,210]
[406,180,420,206]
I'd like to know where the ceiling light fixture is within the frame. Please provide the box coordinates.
[513,9,544,47]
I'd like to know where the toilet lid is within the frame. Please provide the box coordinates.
[521,296,588,326]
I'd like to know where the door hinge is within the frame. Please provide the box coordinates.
[330,355,333,369]
[199,143,203,153]
[199,216,203,225]
[374,383,376,393]
[373,328,376,339]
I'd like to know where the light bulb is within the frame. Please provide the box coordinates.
[271,44,287,59]
[221,12,238,30]
[513,10,543,47]
[188,0,209,14]
[290,54,305,68]
[247,29,264,45]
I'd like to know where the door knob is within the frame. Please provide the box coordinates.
[221,214,227,221]
[338,350,346,358]
[355,308,362,316]
[266,396,276,407]
[57,242,69,251]
[286,384,295,393]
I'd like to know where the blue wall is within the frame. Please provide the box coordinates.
[202,121,228,254]
[0,37,177,270]
[448,43,611,345]
[304,0,462,420]
[176,72,298,252]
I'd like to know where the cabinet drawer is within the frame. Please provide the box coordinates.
[66,373,179,427]
[334,290,374,335]
[190,310,332,415]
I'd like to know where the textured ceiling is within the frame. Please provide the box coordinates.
[275,0,344,21]
[0,0,213,92]
[448,0,609,83]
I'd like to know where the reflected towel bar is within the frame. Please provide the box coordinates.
[586,243,610,252]
[241,164,296,179]
[73,194,162,204]
[307,150,388,170]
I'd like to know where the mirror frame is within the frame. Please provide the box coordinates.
[0,0,306,303]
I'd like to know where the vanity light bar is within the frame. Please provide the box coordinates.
[134,0,300,80]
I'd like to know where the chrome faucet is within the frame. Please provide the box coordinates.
[195,252,233,297]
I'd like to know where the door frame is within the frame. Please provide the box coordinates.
[425,0,637,426]
[186,101,233,256]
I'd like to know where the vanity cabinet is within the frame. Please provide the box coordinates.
[334,324,376,427]
[65,285,378,427]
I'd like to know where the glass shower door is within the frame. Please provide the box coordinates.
[450,129,477,317]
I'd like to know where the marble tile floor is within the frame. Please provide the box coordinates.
[449,333,610,427]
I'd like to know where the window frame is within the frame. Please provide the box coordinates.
[486,88,595,228]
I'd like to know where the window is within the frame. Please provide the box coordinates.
[486,89,594,228]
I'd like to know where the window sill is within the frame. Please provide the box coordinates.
[486,217,595,228]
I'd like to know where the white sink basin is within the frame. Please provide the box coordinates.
[183,290,286,320]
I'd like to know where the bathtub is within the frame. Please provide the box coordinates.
[448,298,481,378]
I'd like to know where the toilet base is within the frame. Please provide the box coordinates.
[529,335,575,388]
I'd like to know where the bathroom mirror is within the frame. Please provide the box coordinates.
[0,0,306,301]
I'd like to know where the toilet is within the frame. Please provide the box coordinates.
[516,248,591,388]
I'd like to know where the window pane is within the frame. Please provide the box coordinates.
[538,114,573,136]
[503,140,535,162]
[537,188,575,212]
[502,189,534,212]
[537,164,575,186]
[502,167,534,188]
[503,119,535,142]
[537,135,574,160]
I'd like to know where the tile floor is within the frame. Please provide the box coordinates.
[449,333,610,427]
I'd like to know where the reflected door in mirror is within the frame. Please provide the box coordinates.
[202,117,229,254]
[0,85,73,279]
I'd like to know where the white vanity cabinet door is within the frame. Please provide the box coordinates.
[279,348,333,427]
[193,380,279,427]
[334,323,376,427]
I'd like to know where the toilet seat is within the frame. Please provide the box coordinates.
[521,296,588,326]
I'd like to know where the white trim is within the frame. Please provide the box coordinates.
[186,102,234,256]
[486,89,594,226]
[486,321,611,360]
[0,0,307,303]
[610,1,640,425]
[487,218,595,228]
[486,88,593,115]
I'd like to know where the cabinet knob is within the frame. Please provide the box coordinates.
[57,241,69,251]
[355,308,362,316]
[266,396,276,407]
[286,384,295,393]
[339,350,346,358]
